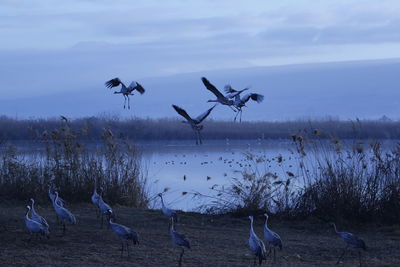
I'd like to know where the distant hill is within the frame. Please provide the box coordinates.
[1,59,399,120]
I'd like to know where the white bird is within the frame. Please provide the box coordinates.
[202,77,245,112]
[98,195,115,228]
[169,217,190,267]
[24,205,49,241]
[158,193,178,222]
[52,192,76,234]
[48,184,65,207]
[91,185,102,217]
[109,218,139,258]
[105,78,145,109]
[248,216,267,267]
[331,223,366,266]
[172,104,216,145]
[30,198,49,229]
[263,213,282,262]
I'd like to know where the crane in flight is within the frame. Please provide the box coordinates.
[172,104,216,145]
[224,85,264,122]
[105,78,145,109]
[201,77,247,112]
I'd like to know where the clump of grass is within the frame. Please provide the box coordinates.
[293,135,400,224]
[0,118,148,207]
[195,152,295,216]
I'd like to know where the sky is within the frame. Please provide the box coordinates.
[0,0,400,118]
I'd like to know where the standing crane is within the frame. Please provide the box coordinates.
[91,184,102,217]
[172,104,216,145]
[201,77,246,112]
[30,198,49,229]
[24,205,49,241]
[109,218,139,258]
[52,192,76,234]
[158,193,178,222]
[169,217,190,267]
[248,216,267,266]
[331,223,367,266]
[98,195,115,228]
[105,78,145,109]
[263,213,282,262]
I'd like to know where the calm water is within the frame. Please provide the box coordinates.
[6,139,399,211]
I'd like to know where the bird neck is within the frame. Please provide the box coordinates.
[160,196,165,206]
[264,217,269,229]
[250,218,255,234]
[31,200,36,213]
[25,207,30,219]
[332,223,338,233]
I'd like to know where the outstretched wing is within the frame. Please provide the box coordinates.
[128,81,145,94]
[105,78,122,89]
[172,105,192,122]
[201,77,224,98]
[242,93,264,103]
[195,104,216,123]
[224,84,238,94]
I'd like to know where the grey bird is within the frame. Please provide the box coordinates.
[248,216,267,266]
[98,194,115,228]
[202,77,245,112]
[331,223,366,266]
[52,192,76,234]
[158,193,178,222]
[30,198,49,230]
[263,213,282,262]
[105,77,145,109]
[109,218,139,258]
[169,217,190,267]
[172,104,216,145]
[24,205,49,242]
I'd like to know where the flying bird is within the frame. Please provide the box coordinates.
[224,86,264,122]
[109,218,139,258]
[201,77,246,112]
[172,104,215,145]
[331,223,367,265]
[263,213,282,263]
[105,78,145,109]
[169,217,190,267]
[248,216,267,266]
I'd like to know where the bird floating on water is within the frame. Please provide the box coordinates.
[248,216,267,267]
[172,104,215,145]
[331,222,366,266]
[105,77,145,109]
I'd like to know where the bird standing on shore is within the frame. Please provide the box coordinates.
[248,216,267,266]
[91,184,102,217]
[24,205,49,241]
[331,223,366,266]
[52,192,76,234]
[158,193,178,222]
[98,195,115,228]
[263,213,282,262]
[169,217,190,267]
[109,218,139,258]
[172,104,216,145]
[105,78,145,109]
[30,198,49,230]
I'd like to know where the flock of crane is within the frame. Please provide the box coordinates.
[105,76,264,145]
[24,183,367,266]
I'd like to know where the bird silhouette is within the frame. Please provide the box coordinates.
[109,218,139,258]
[158,193,178,222]
[105,77,145,109]
[169,217,190,267]
[52,192,76,234]
[248,216,267,266]
[24,205,49,241]
[263,213,282,262]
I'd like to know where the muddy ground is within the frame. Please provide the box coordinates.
[1,202,399,266]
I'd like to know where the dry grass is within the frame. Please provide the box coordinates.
[1,203,399,266]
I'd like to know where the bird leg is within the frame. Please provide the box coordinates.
[101,213,104,229]
[127,242,130,258]
[123,95,127,109]
[198,130,203,145]
[178,248,185,267]
[336,247,348,264]
[228,105,237,112]
[239,109,243,123]
[120,242,124,258]
[358,251,362,267]
[273,247,276,263]
[127,95,131,109]
[253,256,256,267]
[62,222,66,235]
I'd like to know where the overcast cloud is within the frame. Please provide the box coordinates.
[1,0,400,100]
